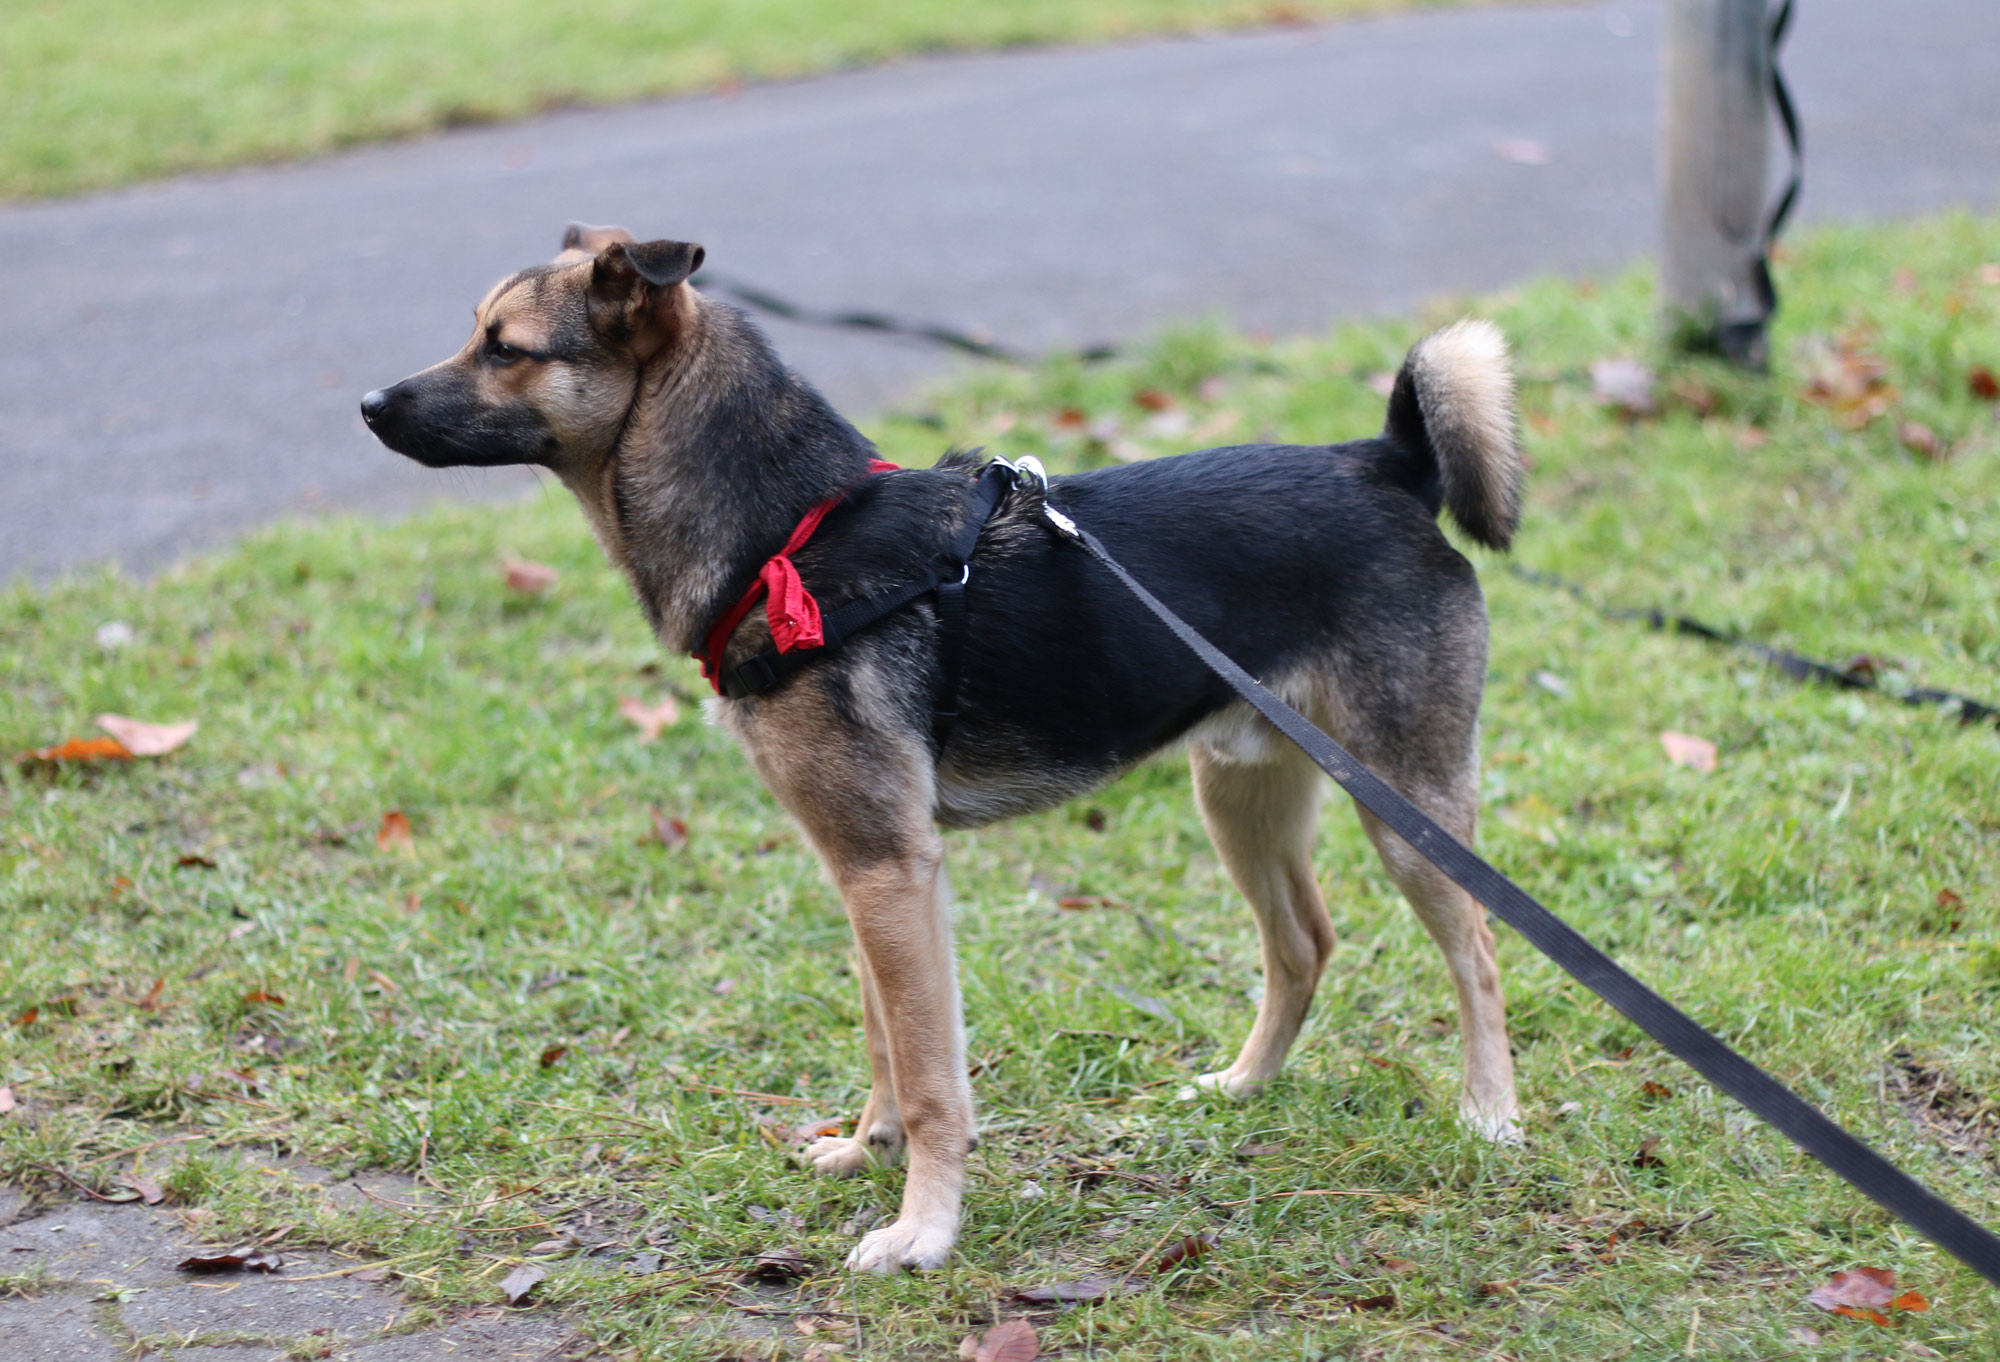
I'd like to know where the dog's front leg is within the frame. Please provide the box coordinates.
[827,843,972,1272]
[734,686,972,1273]
[803,952,905,1174]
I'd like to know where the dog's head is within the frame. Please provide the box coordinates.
[360,224,705,477]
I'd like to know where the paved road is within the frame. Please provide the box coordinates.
[2,0,1995,582]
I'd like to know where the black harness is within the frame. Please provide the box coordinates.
[712,460,1017,748]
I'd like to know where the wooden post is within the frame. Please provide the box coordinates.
[1660,0,1774,368]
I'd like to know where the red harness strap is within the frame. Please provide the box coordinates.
[695,459,899,692]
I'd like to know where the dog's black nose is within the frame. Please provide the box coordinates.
[360,388,390,426]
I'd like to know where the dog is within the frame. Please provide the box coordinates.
[362,224,1524,1273]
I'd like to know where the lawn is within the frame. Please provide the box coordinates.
[2,0,1507,201]
[3,211,1998,1359]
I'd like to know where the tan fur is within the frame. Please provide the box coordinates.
[1408,318,1523,550]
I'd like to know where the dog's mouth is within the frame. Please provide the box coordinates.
[361,379,557,469]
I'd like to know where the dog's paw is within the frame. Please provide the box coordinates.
[803,1134,877,1177]
[843,1216,957,1274]
[803,1122,905,1177]
[1177,1069,1265,1102]
[1462,1105,1524,1146]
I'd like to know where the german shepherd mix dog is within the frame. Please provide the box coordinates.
[362,225,1524,1273]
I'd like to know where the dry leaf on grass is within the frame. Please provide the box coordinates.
[96,714,198,757]
[742,1249,811,1283]
[1898,421,1944,460]
[647,809,689,849]
[121,1174,165,1205]
[241,990,284,1006]
[1659,730,1717,773]
[1153,1232,1217,1273]
[962,1319,1039,1362]
[499,1261,546,1305]
[1806,1266,1929,1325]
[502,559,559,594]
[0,1086,14,1115]
[1799,334,1896,427]
[376,811,414,853]
[618,695,680,741]
[17,735,133,768]
[1590,358,1657,416]
[1010,1273,1142,1304]
[179,1249,283,1274]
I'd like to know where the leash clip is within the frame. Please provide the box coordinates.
[992,454,1048,494]
[990,454,1079,541]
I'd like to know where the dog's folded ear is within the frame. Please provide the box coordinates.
[555,222,637,263]
[586,240,707,352]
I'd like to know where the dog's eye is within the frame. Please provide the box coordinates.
[486,338,528,365]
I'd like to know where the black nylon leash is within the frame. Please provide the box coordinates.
[1028,483,2000,1291]
[1510,564,2000,730]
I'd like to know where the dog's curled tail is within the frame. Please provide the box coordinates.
[1383,319,1524,551]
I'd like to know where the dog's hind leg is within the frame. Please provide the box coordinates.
[1185,739,1337,1098]
[1355,781,1520,1143]
[803,952,906,1175]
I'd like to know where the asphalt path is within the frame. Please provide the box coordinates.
[3,0,1995,581]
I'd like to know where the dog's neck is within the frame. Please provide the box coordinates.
[575,299,881,653]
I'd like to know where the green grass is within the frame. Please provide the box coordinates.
[2,0,1503,201]
[4,212,1999,1359]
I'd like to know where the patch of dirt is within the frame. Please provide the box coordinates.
[1890,1051,1997,1165]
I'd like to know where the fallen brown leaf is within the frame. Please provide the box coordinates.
[179,1249,283,1274]
[971,1318,1039,1362]
[241,990,284,1006]
[136,977,166,1012]
[1970,366,2000,402]
[1010,1273,1142,1304]
[539,1044,568,1069]
[502,559,559,594]
[1640,1080,1674,1100]
[17,735,133,768]
[618,695,680,741]
[1379,1256,1419,1275]
[1345,1292,1397,1312]
[96,714,198,757]
[1799,334,1895,426]
[176,853,218,869]
[1590,358,1656,416]
[376,811,414,853]
[1805,1265,1930,1325]
[121,1174,165,1205]
[1153,1231,1217,1273]
[1632,1135,1665,1169]
[648,808,689,849]
[1898,420,1943,460]
[1659,730,1717,773]
[1132,388,1176,412]
[742,1249,811,1283]
[0,1086,14,1114]
[499,1261,546,1305]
